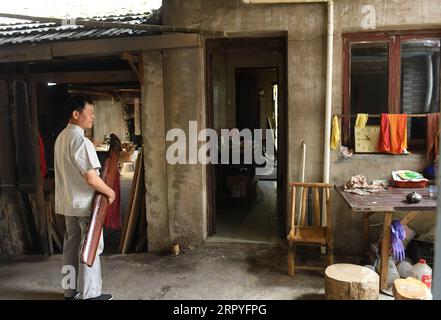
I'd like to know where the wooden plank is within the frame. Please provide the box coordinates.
[0,34,201,63]
[295,266,324,271]
[287,241,295,277]
[0,45,52,63]
[380,212,393,291]
[313,187,320,227]
[0,70,138,84]
[290,182,332,188]
[119,152,141,252]
[51,34,202,57]
[300,187,308,226]
[120,151,144,254]
[401,212,417,226]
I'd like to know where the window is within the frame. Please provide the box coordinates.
[342,31,441,148]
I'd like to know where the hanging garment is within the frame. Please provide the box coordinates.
[12,81,36,191]
[0,80,18,188]
[355,113,369,128]
[331,115,340,150]
[38,132,47,178]
[377,113,391,152]
[104,171,121,230]
[426,113,440,160]
[388,114,407,154]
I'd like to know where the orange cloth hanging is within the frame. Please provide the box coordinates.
[377,113,391,152]
[388,114,407,154]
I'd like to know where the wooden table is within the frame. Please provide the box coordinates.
[335,186,437,292]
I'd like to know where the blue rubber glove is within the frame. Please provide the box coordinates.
[390,219,406,262]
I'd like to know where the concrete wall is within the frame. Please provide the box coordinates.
[0,191,29,254]
[93,98,127,143]
[158,0,441,253]
[141,47,207,252]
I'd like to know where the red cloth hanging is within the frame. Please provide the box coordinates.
[104,171,121,230]
[377,113,391,152]
[427,113,440,160]
[38,132,47,177]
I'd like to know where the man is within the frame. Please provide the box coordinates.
[55,96,115,300]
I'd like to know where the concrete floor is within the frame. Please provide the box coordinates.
[211,181,280,244]
[0,244,334,300]
[0,243,394,300]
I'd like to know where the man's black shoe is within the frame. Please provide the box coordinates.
[64,291,80,300]
[85,293,113,300]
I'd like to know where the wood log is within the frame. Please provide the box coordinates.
[393,277,429,300]
[80,134,122,267]
[325,264,379,300]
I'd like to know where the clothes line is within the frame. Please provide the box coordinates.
[333,113,429,118]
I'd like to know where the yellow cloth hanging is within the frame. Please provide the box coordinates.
[331,115,340,150]
[355,113,369,128]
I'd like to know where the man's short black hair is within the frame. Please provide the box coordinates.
[66,95,94,118]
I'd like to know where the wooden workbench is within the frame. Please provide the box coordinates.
[335,185,437,292]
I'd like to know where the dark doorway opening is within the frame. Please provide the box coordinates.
[205,37,287,244]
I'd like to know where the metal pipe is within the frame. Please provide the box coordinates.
[0,12,226,37]
[322,0,334,227]
[297,142,307,225]
[425,54,434,112]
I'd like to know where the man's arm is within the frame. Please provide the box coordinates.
[84,169,116,204]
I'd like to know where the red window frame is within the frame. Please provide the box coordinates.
[342,29,441,147]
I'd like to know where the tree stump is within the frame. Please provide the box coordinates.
[393,277,429,300]
[325,264,379,300]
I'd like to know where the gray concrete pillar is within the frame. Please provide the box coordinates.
[141,50,171,252]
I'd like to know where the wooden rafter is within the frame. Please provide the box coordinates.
[121,52,144,85]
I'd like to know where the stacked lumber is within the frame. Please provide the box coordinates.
[44,193,65,254]
[119,150,147,253]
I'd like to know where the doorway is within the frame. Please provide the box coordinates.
[206,37,287,244]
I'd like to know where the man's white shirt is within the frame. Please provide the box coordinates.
[55,123,101,217]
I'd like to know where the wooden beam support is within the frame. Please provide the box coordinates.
[121,52,143,84]
[0,34,202,63]
[51,34,202,57]
[0,70,138,84]
[0,45,52,63]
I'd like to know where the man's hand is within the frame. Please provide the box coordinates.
[84,169,115,205]
[107,189,116,205]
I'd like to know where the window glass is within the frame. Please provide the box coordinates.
[401,39,440,139]
[350,42,389,126]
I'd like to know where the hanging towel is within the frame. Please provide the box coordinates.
[331,115,340,150]
[427,113,440,160]
[355,113,369,128]
[388,114,407,154]
[104,171,121,230]
[377,113,391,152]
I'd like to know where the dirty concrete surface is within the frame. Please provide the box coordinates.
[0,243,391,300]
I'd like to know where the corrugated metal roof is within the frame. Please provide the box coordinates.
[0,10,161,46]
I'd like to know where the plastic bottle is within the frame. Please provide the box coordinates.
[412,259,432,288]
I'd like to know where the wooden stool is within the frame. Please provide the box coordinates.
[325,264,379,300]
[393,277,429,300]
